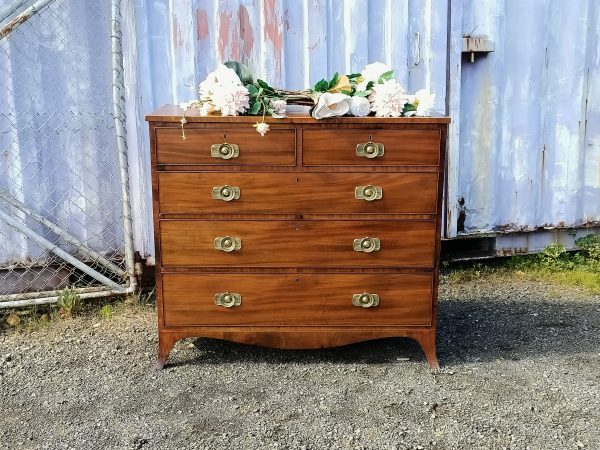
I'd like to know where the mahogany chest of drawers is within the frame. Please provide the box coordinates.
[146,105,449,369]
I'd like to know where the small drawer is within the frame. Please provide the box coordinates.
[160,220,436,268]
[162,273,433,327]
[155,127,296,165]
[302,129,440,166]
[158,172,439,215]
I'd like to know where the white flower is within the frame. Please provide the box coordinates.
[213,64,243,86]
[348,96,370,117]
[369,79,409,117]
[413,89,436,116]
[356,61,392,91]
[311,93,351,119]
[253,121,270,136]
[211,84,250,116]
[271,99,287,118]
[199,102,214,116]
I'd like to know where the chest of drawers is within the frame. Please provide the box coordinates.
[146,105,449,369]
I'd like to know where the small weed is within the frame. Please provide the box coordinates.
[56,287,82,318]
[99,304,114,320]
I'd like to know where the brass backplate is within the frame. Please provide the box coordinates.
[356,142,384,158]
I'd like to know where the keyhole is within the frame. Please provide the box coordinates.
[368,133,373,141]
[223,133,227,140]
[296,177,300,183]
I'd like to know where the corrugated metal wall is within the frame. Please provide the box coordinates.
[450,0,600,238]
[2,0,600,265]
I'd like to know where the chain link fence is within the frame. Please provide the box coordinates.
[0,0,136,308]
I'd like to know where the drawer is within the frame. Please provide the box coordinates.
[158,172,438,215]
[160,220,436,268]
[302,129,440,166]
[155,127,296,165]
[162,273,433,327]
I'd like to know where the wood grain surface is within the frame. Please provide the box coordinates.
[162,273,432,327]
[158,172,438,215]
[155,127,296,165]
[160,220,436,268]
[302,129,440,166]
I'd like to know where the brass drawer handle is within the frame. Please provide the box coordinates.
[212,185,240,201]
[215,292,242,307]
[355,185,383,201]
[356,141,384,159]
[211,143,239,159]
[214,236,242,252]
[353,237,380,253]
[352,293,380,308]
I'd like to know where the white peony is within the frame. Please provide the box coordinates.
[413,89,436,116]
[311,93,351,119]
[199,102,214,116]
[368,79,409,117]
[356,61,392,91]
[271,99,287,118]
[212,64,243,86]
[348,96,370,117]
[211,84,250,116]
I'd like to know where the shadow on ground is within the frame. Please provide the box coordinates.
[177,294,599,367]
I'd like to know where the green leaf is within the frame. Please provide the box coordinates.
[246,84,258,96]
[377,70,394,83]
[353,90,370,97]
[313,79,329,92]
[224,60,254,85]
[328,72,340,89]
[340,89,353,96]
[257,79,272,91]
[347,72,362,80]
[366,81,374,91]
[403,103,417,113]
[249,101,261,115]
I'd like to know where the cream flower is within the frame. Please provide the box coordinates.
[414,89,436,116]
[311,93,351,119]
[211,84,250,116]
[348,96,370,117]
[199,102,214,116]
[253,121,270,136]
[271,99,287,118]
[356,61,392,91]
[368,79,408,117]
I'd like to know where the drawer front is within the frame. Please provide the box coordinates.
[162,273,433,327]
[158,172,438,215]
[156,128,296,165]
[303,129,440,166]
[160,220,436,268]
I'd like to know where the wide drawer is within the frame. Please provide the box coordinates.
[155,127,296,165]
[158,172,438,215]
[303,129,440,166]
[162,273,433,327]
[160,220,436,268]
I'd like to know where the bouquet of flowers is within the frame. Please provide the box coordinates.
[179,61,435,138]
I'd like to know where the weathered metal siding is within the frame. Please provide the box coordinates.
[124,0,449,261]
[450,0,600,237]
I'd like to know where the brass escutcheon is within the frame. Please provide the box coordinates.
[215,292,242,307]
[353,237,381,253]
[214,236,242,252]
[212,185,240,201]
[356,141,384,159]
[352,293,380,308]
[355,185,383,201]
[211,142,240,159]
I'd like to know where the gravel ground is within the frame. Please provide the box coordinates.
[1,276,599,450]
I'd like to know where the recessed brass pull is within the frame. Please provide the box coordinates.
[353,237,381,253]
[212,185,240,201]
[214,236,242,252]
[356,141,384,158]
[355,185,383,201]
[211,142,239,159]
[215,292,242,307]
[352,293,380,308]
